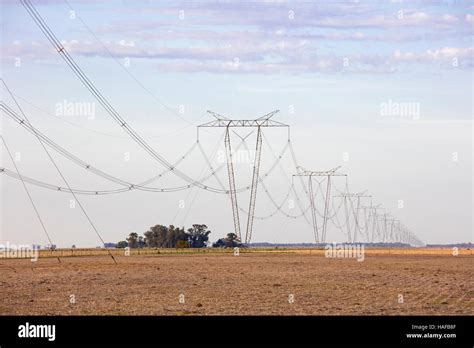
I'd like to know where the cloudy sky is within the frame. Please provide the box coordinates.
[0,0,472,247]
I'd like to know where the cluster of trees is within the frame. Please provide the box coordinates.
[115,224,247,249]
[117,224,212,249]
[212,233,243,248]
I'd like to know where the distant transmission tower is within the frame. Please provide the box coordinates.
[379,213,396,243]
[294,166,346,243]
[367,204,384,242]
[198,110,288,244]
[334,191,371,242]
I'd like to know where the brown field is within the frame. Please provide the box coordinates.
[0,249,473,315]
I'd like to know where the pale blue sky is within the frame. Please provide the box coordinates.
[0,0,472,247]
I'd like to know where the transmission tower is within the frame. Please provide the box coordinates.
[294,166,346,243]
[358,203,383,242]
[198,110,288,244]
[379,213,397,243]
[0,0,426,251]
[368,204,384,242]
[334,191,371,242]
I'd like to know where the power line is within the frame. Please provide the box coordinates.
[237,133,310,220]
[294,166,347,243]
[1,101,290,195]
[62,0,200,127]
[4,0,424,247]
[0,135,59,262]
[20,0,231,194]
[1,79,116,263]
[171,132,225,226]
[197,110,287,244]
[10,91,203,140]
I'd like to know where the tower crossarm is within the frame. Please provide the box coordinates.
[207,110,230,121]
[198,110,287,128]
[334,190,370,198]
[294,166,346,177]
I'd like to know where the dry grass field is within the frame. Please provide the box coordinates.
[0,249,472,315]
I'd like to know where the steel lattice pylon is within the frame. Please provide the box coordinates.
[245,127,263,244]
[334,191,371,243]
[358,203,383,242]
[294,166,346,243]
[224,126,242,240]
[198,110,287,244]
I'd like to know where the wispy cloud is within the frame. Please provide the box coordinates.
[2,0,473,74]
[3,38,472,74]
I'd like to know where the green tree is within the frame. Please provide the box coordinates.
[187,224,211,248]
[213,233,242,248]
[168,225,188,247]
[212,238,225,248]
[126,232,139,248]
[144,229,156,247]
[144,225,168,247]
[144,225,188,248]
[156,225,169,247]
[116,240,128,248]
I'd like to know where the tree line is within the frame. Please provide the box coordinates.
[115,224,243,249]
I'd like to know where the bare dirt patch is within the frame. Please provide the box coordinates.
[0,251,472,315]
